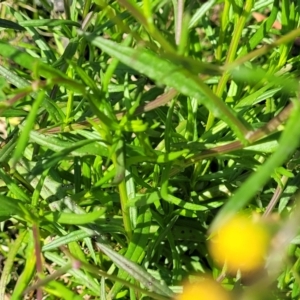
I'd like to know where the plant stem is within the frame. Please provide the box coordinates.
[118,179,132,240]
[206,0,254,131]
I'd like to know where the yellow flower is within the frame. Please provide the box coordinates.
[208,214,270,274]
[175,277,231,300]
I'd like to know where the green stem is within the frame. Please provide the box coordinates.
[226,27,300,71]
[63,0,71,20]
[117,0,175,53]
[118,179,132,240]
[206,0,254,131]
[82,0,92,19]
[215,0,230,63]
[112,138,132,240]
[64,67,74,125]
[0,231,27,298]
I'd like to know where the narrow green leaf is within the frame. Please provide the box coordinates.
[81,32,250,142]
[0,18,25,31]
[126,191,160,207]
[0,132,18,163]
[112,138,125,184]
[44,207,107,224]
[0,231,27,299]
[19,19,80,28]
[0,65,29,88]
[12,90,45,164]
[0,41,36,71]
[28,130,109,157]
[0,41,86,93]
[45,281,83,300]
[42,230,94,251]
[146,215,179,262]
[97,241,174,298]
[29,138,103,176]
[211,101,300,231]
[0,169,30,202]
[11,233,35,300]
[52,38,79,68]
[8,6,56,61]
[0,194,24,217]
[109,208,152,297]
[189,0,218,28]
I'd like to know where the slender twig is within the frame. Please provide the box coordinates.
[263,176,289,218]
[246,102,294,142]
[216,273,226,283]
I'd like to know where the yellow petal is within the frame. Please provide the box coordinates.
[176,277,231,300]
[208,214,270,274]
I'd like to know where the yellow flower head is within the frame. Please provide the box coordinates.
[208,214,270,274]
[175,277,231,300]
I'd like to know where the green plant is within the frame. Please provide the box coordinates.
[0,0,300,299]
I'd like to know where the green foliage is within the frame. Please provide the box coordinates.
[0,0,300,299]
